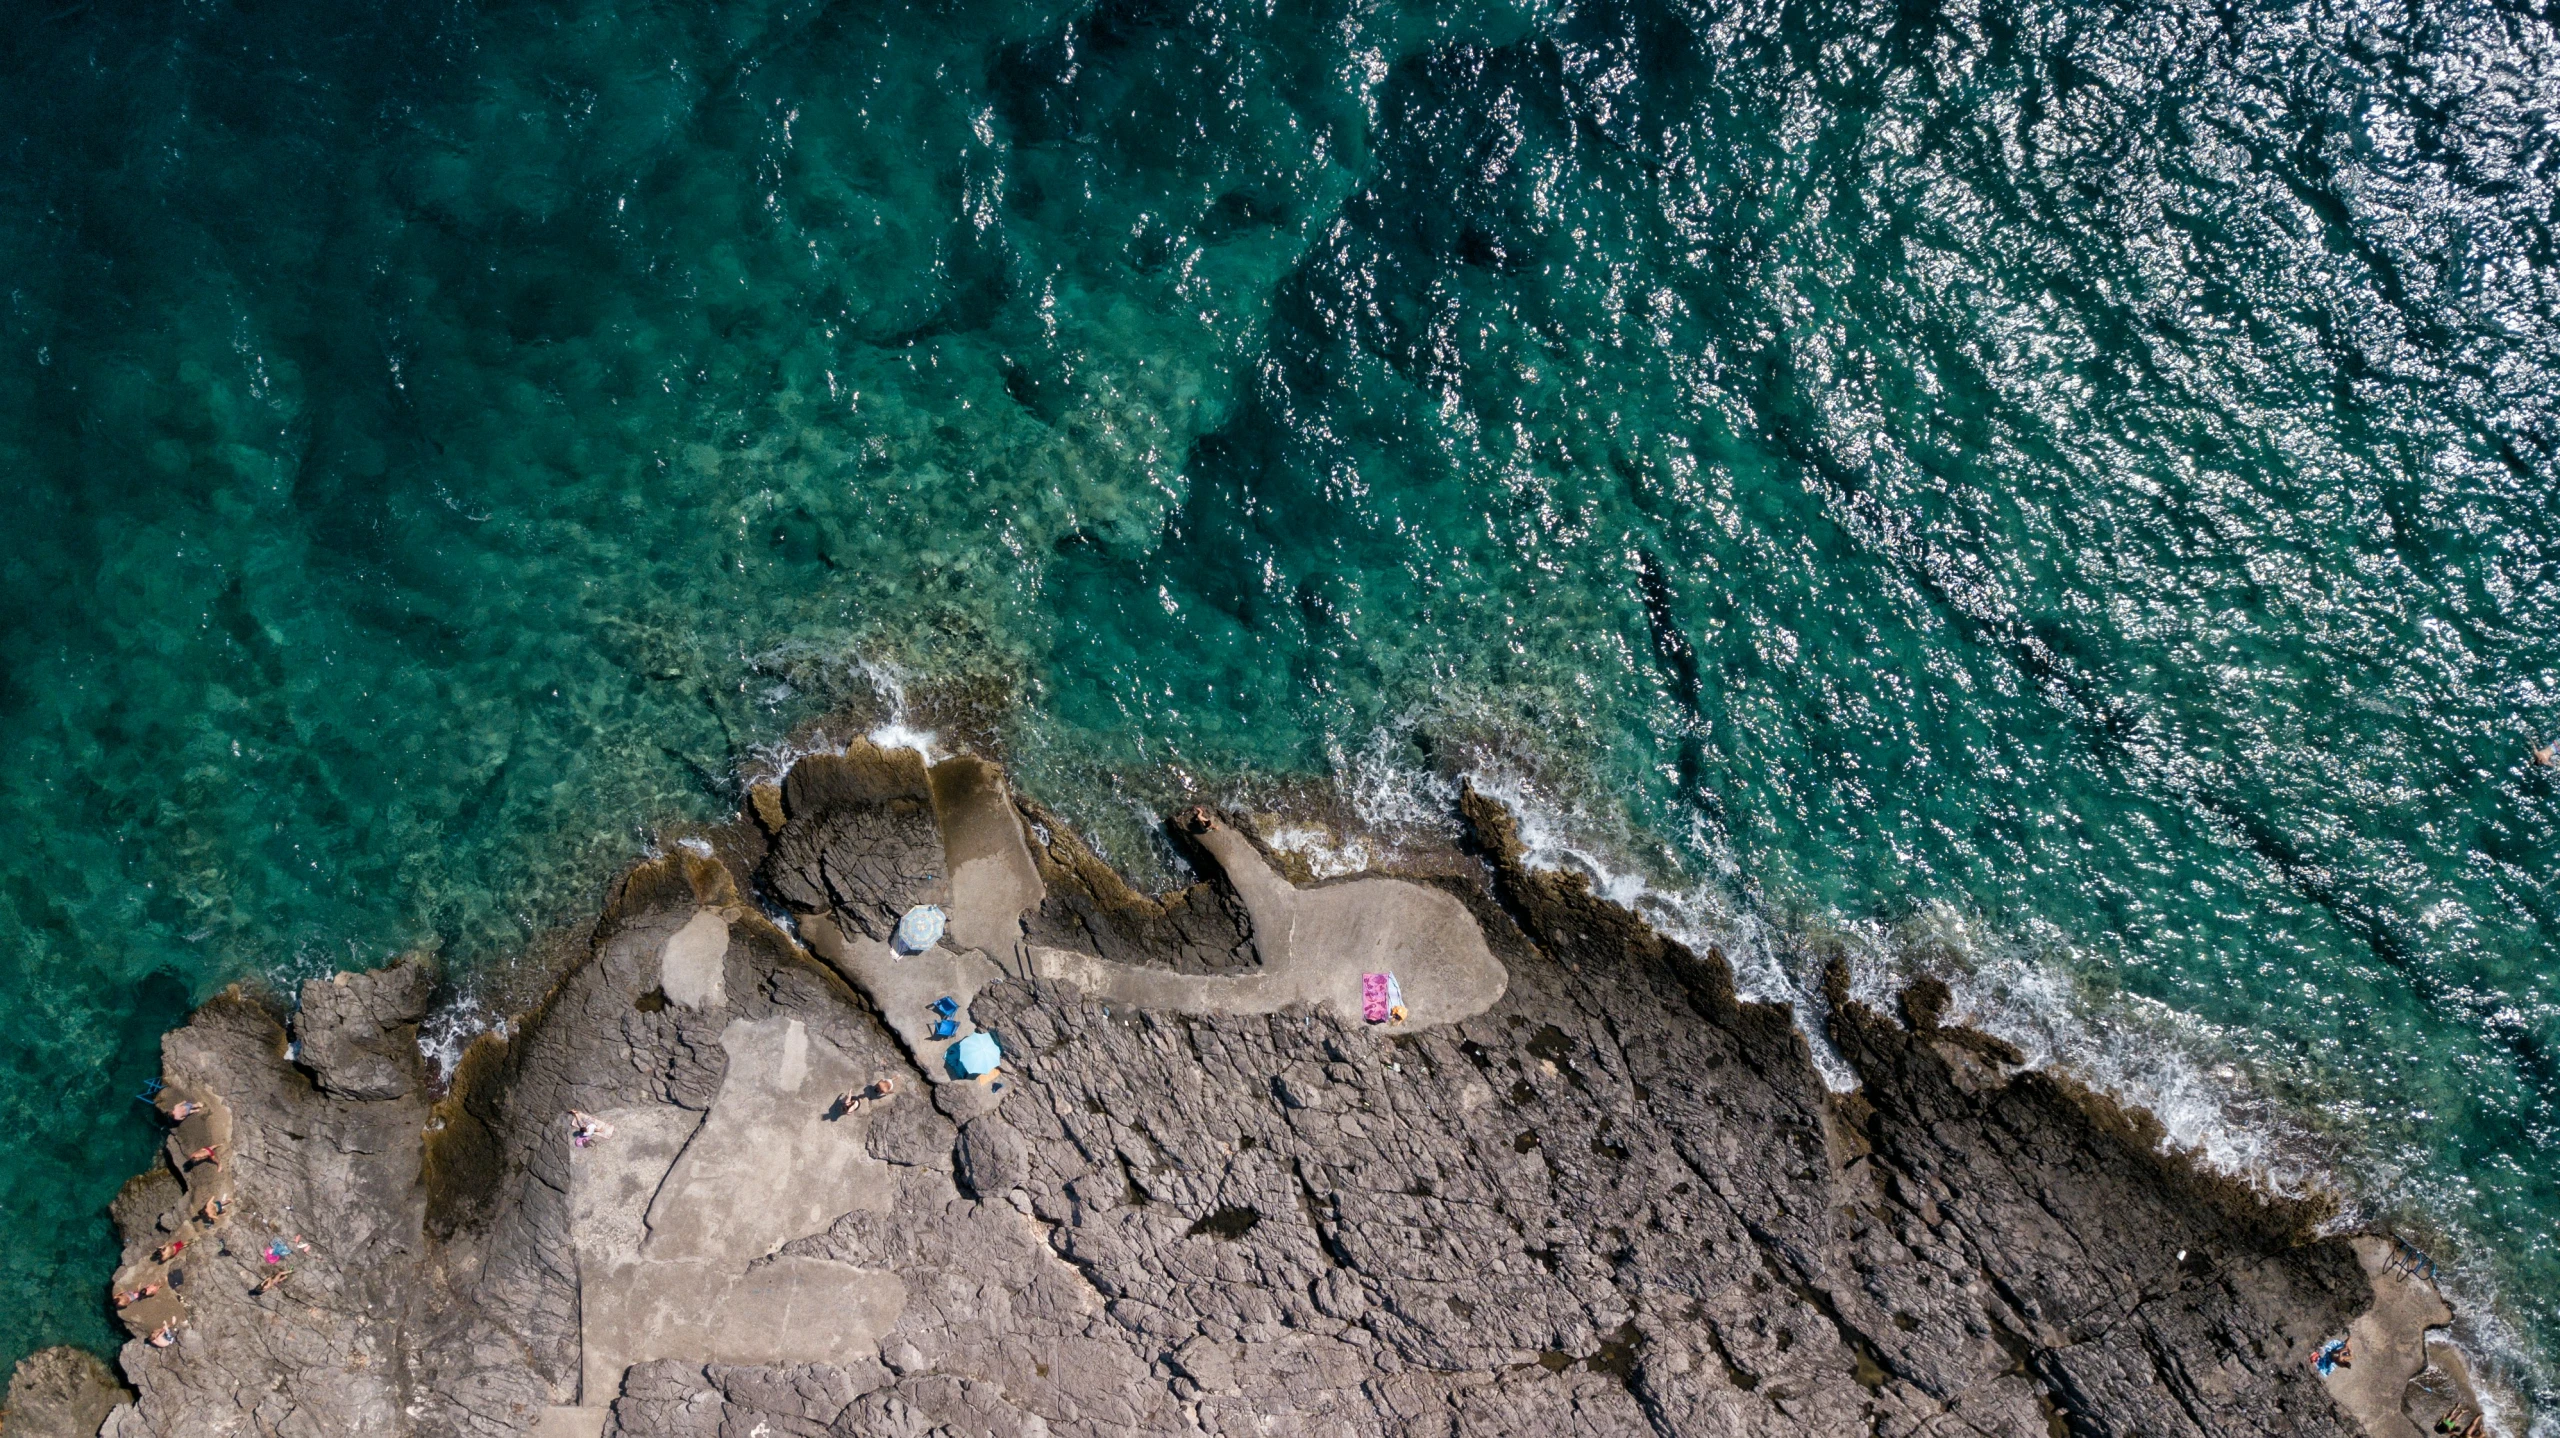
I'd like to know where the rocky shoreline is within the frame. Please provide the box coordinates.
[5,740,2494,1437]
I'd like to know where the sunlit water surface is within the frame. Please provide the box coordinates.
[2,0,2555,1421]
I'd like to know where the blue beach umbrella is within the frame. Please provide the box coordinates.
[946,1031,1001,1079]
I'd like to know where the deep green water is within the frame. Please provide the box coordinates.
[3,0,2557,1419]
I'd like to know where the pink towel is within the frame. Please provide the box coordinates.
[1362,972,1393,1023]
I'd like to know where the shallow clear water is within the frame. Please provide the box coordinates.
[2,0,2556,1417]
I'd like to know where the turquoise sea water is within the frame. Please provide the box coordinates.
[3,0,2556,1419]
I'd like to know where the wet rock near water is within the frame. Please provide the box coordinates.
[3,1348,130,1438]
[293,960,438,1101]
[42,742,2467,1438]
[1015,795,1262,975]
[764,747,949,941]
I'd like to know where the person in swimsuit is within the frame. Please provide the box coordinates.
[833,1078,896,1116]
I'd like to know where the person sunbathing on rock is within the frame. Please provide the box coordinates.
[151,1238,186,1263]
[166,1100,204,1122]
[566,1111,612,1148]
[113,1282,160,1308]
[185,1142,222,1168]
[199,1195,230,1223]
[145,1322,178,1348]
[252,1268,292,1296]
[833,1079,895,1116]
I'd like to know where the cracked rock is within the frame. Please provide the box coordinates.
[71,753,2423,1438]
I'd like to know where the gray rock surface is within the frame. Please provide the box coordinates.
[1023,810,1507,1026]
[1017,797,1261,975]
[76,743,2442,1438]
[4,1347,130,1438]
[953,1113,1029,1199]
[294,959,437,1100]
[764,746,948,941]
[102,963,435,1438]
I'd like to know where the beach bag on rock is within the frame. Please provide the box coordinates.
[1362,972,1402,1023]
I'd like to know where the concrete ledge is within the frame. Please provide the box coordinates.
[1029,819,1506,1028]
[532,1407,609,1438]
[569,1017,905,1402]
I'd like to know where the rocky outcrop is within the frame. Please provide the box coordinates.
[90,959,436,1436]
[3,1349,128,1438]
[294,960,439,1101]
[1017,796,1261,975]
[764,746,949,940]
[48,741,2467,1438]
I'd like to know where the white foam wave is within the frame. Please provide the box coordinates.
[1330,728,1463,837]
[1312,732,2551,1430]
[852,659,943,763]
[735,654,931,787]
[866,721,940,764]
[2445,1289,2545,1438]
[1262,826,1373,879]
[1437,756,1868,1082]
[1306,724,2326,1190]
[416,992,506,1087]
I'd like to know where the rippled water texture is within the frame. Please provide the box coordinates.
[3,0,2556,1411]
